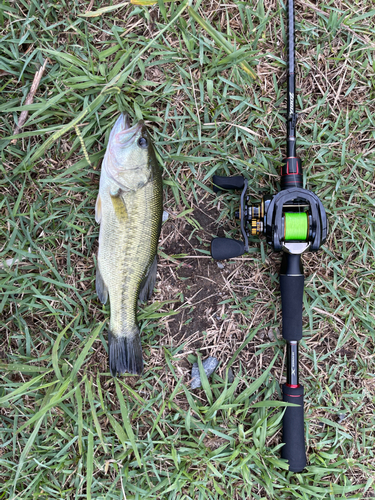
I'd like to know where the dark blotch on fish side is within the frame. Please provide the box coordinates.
[108,330,144,376]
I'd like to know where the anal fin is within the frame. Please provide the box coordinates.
[138,256,158,303]
[96,265,108,304]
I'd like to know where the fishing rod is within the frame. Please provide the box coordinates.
[210,0,328,472]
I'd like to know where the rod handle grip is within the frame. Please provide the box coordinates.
[211,238,245,260]
[212,175,245,192]
[279,274,304,342]
[282,384,307,472]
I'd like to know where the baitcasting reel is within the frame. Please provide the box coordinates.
[211,174,328,260]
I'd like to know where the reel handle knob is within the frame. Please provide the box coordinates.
[211,238,245,260]
[212,175,245,193]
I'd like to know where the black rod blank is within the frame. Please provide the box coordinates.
[287,0,297,158]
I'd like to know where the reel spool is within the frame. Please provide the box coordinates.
[284,213,308,241]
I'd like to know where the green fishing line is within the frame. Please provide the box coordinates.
[284,213,308,241]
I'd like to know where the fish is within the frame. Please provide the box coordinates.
[95,113,163,376]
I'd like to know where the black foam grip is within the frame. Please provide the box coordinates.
[212,175,244,192]
[281,384,306,472]
[279,274,304,341]
[211,238,245,260]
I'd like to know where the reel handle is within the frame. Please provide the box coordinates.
[211,238,245,260]
[212,175,245,192]
[282,384,306,472]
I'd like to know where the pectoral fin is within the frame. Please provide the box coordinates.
[112,191,129,220]
[138,256,158,303]
[96,265,108,304]
[95,194,102,224]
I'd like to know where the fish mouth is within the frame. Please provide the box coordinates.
[112,113,144,147]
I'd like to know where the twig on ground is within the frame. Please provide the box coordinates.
[86,0,95,13]
[11,59,47,144]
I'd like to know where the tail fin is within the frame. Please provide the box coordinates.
[107,329,144,376]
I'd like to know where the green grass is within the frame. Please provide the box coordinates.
[1,0,375,498]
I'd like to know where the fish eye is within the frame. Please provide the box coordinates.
[138,137,148,149]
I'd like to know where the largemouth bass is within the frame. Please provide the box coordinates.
[95,113,163,376]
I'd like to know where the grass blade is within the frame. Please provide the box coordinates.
[17,376,86,433]
[52,315,78,380]
[86,421,94,500]
[115,380,142,467]
[235,354,277,404]
[86,378,108,454]
[0,371,53,406]
[70,322,104,380]
[75,383,83,457]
